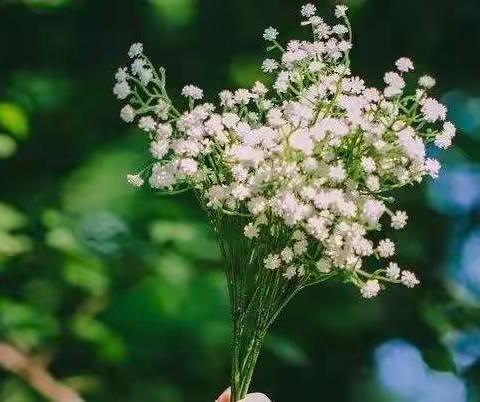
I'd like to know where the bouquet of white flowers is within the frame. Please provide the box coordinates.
[113,4,455,400]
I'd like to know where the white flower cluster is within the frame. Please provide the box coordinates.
[114,4,456,298]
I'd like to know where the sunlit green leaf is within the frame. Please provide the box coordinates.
[150,0,197,28]
[0,134,17,158]
[63,260,110,296]
[0,203,28,231]
[62,147,143,216]
[45,227,83,254]
[0,103,29,139]
[150,221,219,259]
[0,232,32,258]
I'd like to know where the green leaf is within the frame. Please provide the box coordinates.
[22,0,72,8]
[149,221,220,259]
[63,260,110,296]
[150,0,197,28]
[71,316,127,362]
[266,335,309,366]
[230,57,265,87]
[0,298,58,350]
[0,203,28,231]
[0,232,32,258]
[0,134,17,158]
[0,103,29,139]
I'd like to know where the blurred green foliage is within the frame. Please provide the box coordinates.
[0,0,479,401]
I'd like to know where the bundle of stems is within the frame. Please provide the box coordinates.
[209,212,334,401]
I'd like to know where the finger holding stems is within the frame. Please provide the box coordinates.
[217,387,271,402]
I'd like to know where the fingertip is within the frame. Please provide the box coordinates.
[216,387,231,402]
[240,393,271,402]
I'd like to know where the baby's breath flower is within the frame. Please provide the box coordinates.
[120,105,135,122]
[377,239,395,258]
[264,254,281,270]
[261,58,278,73]
[361,157,376,173]
[316,258,331,273]
[434,121,456,149]
[334,5,348,18]
[330,25,345,36]
[361,280,380,298]
[419,75,436,89]
[115,67,128,82]
[252,81,268,96]
[127,174,144,187]
[138,116,156,132]
[139,68,153,85]
[421,97,447,122]
[401,270,420,288]
[386,262,401,280]
[244,223,259,239]
[128,42,143,58]
[391,211,408,230]
[150,139,169,159]
[300,3,316,18]
[366,175,380,192]
[293,239,308,255]
[113,81,131,99]
[114,3,455,303]
[384,71,405,90]
[395,57,414,72]
[263,27,279,41]
[182,85,204,100]
[424,158,441,178]
[283,266,297,279]
[281,247,294,263]
[113,6,460,391]
[234,89,252,104]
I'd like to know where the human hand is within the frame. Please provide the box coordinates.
[216,387,271,402]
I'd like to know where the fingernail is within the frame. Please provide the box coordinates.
[241,393,271,402]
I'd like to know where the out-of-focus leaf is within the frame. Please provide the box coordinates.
[0,203,28,231]
[0,103,29,139]
[63,260,109,296]
[0,378,38,402]
[266,335,309,367]
[0,134,17,158]
[229,57,264,87]
[8,71,70,112]
[0,232,32,258]
[150,221,219,259]
[62,148,143,216]
[23,280,61,312]
[71,316,127,362]
[150,0,197,28]
[155,253,192,287]
[0,298,58,350]
[21,0,72,8]
[76,211,129,256]
[45,227,83,254]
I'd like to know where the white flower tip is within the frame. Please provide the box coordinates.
[263,27,278,41]
[334,5,348,18]
[127,174,144,187]
[361,279,381,298]
[128,42,143,58]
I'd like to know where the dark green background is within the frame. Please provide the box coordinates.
[0,0,479,401]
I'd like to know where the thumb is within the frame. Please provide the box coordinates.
[239,393,271,402]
